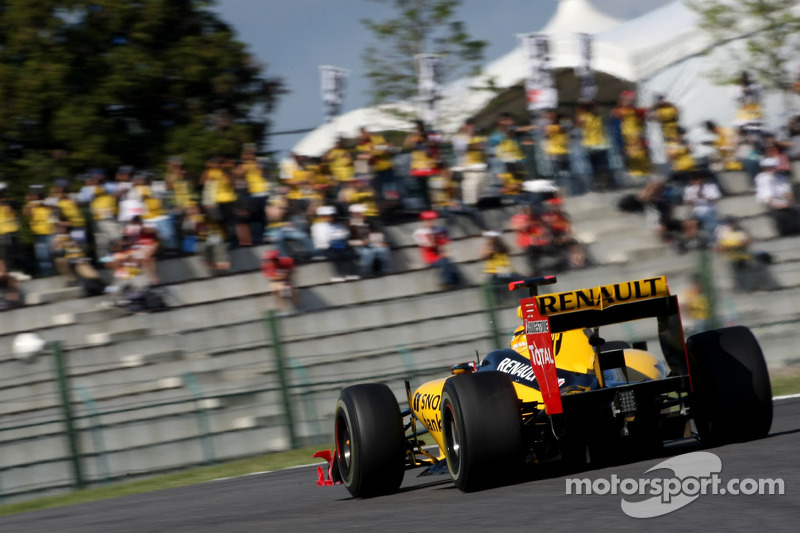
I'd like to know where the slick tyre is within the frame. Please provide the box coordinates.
[686,326,773,446]
[441,371,523,492]
[334,383,405,498]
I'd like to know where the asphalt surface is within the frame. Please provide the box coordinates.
[2,397,798,533]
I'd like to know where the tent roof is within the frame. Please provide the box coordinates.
[541,0,622,36]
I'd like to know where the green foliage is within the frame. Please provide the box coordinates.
[0,0,285,198]
[361,0,486,106]
[687,0,800,91]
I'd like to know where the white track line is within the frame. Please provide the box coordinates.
[773,393,800,401]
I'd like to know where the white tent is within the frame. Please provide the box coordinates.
[291,0,797,158]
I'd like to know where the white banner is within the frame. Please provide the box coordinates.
[319,65,349,123]
[576,33,597,101]
[415,54,444,126]
[519,33,557,112]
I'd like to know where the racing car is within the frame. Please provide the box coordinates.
[315,275,773,497]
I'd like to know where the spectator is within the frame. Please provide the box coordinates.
[52,222,105,295]
[24,186,57,276]
[0,184,20,273]
[575,100,614,190]
[649,94,681,143]
[404,120,440,208]
[665,127,696,186]
[611,90,650,178]
[681,275,710,335]
[510,204,561,276]
[682,171,722,246]
[639,178,690,253]
[90,179,120,260]
[324,137,355,184]
[347,203,393,277]
[451,119,491,207]
[541,198,587,270]
[51,179,87,248]
[266,195,317,261]
[239,144,269,245]
[544,110,579,195]
[201,156,237,246]
[0,273,24,310]
[755,157,800,236]
[202,219,231,275]
[481,230,517,304]
[356,127,400,209]
[311,205,359,282]
[488,113,532,180]
[262,249,299,315]
[716,217,776,292]
[734,71,763,128]
[413,210,462,289]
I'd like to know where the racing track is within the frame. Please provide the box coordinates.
[3,397,798,533]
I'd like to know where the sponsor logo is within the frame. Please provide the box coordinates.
[565,451,785,518]
[536,276,667,315]
[525,320,549,334]
[529,344,555,367]
[413,392,441,412]
[497,357,565,387]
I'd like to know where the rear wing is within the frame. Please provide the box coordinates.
[514,276,689,408]
[526,276,675,334]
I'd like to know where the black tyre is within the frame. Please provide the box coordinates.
[441,371,522,492]
[686,326,772,446]
[334,383,406,498]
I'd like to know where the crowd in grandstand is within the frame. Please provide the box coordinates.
[1,72,799,311]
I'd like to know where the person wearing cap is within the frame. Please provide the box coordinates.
[311,205,359,282]
[0,184,20,274]
[90,180,120,260]
[24,186,57,276]
[111,165,134,198]
[200,156,237,245]
[413,210,462,288]
[262,249,298,314]
[355,127,399,207]
[348,203,393,277]
[648,94,680,143]
[755,157,800,236]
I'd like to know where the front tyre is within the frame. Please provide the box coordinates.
[441,371,522,492]
[686,326,772,446]
[334,383,405,498]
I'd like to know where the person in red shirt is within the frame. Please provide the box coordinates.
[412,211,462,288]
[262,249,298,314]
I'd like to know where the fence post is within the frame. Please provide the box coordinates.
[76,387,111,484]
[182,372,217,465]
[482,283,503,351]
[50,340,85,489]
[287,358,324,446]
[265,310,299,449]
[697,249,721,330]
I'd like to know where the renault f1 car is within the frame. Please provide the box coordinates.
[315,275,773,497]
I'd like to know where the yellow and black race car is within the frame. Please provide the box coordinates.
[316,275,773,497]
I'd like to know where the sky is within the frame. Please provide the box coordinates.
[215,0,673,157]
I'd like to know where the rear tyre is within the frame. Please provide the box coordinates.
[686,326,772,446]
[334,383,405,497]
[441,371,522,492]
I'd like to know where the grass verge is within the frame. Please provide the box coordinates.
[770,368,800,397]
[0,445,331,518]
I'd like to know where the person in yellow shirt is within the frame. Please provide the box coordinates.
[612,91,651,177]
[665,128,696,185]
[481,230,517,304]
[237,145,269,245]
[576,100,614,191]
[201,157,237,245]
[24,186,57,276]
[0,184,20,273]
[325,138,355,184]
[544,110,581,195]
[648,94,680,142]
[91,181,120,260]
[356,127,399,208]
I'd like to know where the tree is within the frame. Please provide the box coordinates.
[0,0,284,199]
[687,0,800,95]
[361,0,486,107]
